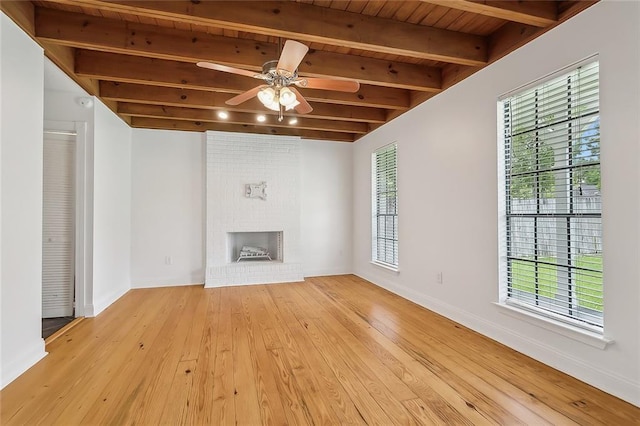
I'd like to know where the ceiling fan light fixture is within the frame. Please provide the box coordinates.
[279,87,297,107]
[257,87,276,106]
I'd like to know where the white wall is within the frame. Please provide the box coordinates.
[91,101,132,315]
[130,132,355,287]
[353,1,640,406]
[131,129,204,288]
[301,140,353,276]
[0,13,47,387]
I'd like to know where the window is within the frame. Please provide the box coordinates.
[372,143,398,268]
[499,59,602,330]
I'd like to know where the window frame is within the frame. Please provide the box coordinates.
[371,143,399,270]
[498,57,603,334]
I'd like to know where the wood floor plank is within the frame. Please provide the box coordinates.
[255,287,341,426]
[280,284,397,424]
[208,288,236,426]
[266,284,368,424]
[48,286,181,424]
[5,288,172,425]
[335,275,630,424]
[188,287,221,424]
[126,286,204,425]
[228,287,263,425]
[314,278,617,423]
[237,286,293,425]
[317,276,574,424]
[310,276,556,425]
[1,277,638,425]
[0,288,147,422]
[299,278,490,425]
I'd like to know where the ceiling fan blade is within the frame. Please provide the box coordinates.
[226,85,267,106]
[277,40,309,75]
[196,61,261,78]
[296,77,360,93]
[289,87,313,114]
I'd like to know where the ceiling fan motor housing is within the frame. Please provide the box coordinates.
[262,60,298,86]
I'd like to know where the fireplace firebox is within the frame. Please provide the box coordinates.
[227,231,283,263]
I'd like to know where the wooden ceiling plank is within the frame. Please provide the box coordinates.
[419,0,557,27]
[117,102,368,134]
[99,81,387,124]
[35,7,441,92]
[76,50,409,110]
[130,117,356,142]
[51,0,488,65]
[75,49,257,91]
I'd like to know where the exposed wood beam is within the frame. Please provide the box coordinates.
[53,0,488,66]
[0,2,105,107]
[118,103,369,134]
[34,7,441,92]
[130,117,356,142]
[419,0,557,27]
[440,2,598,90]
[0,0,36,35]
[99,82,387,124]
[76,50,409,110]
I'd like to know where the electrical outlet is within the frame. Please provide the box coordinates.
[437,272,443,284]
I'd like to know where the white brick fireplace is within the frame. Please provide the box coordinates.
[205,132,304,286]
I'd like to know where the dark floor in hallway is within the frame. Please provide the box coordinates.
[42,317,74,339]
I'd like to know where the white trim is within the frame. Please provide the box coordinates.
[371,142,399,268]
[493,302,612,349]
[131,277,204,288]
[370,261,400,273]
[498,54,599,100]
[303,268,354,278]
[91,286,129,317]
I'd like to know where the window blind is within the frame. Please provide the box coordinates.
[372,143,398,267]
[501,60,602,329]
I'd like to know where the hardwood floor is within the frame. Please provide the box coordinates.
[1,275,638,424]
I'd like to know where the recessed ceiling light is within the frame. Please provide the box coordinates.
[217,111,229,119]
[288,118,298,125]
[256,114,266,123]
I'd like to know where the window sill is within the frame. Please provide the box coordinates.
[370,261,399,273]
[493,302,613,350]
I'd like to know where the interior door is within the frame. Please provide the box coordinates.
[42,132,75,318]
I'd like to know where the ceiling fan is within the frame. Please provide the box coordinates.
[197,40,360,122]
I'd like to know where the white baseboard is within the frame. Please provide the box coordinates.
[1,339,47,389]
[131,277,204,288]
[303,268,353,278]
[354,269,640,408]
[91,286,129,317]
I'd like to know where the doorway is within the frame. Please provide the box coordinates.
[42,129,77,339]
